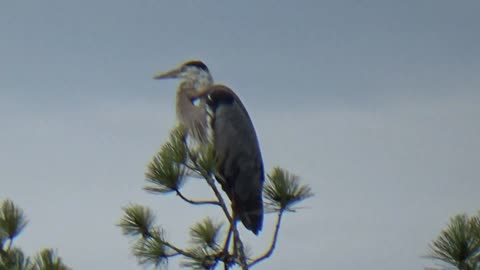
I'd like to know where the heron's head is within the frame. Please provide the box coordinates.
[153,60,213,88]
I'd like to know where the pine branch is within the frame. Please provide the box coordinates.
[31,249,70,270]
[144,126,189,194]
[203,174,232,223]
[248,211,284,267]
[181,246,219,270]
[232,228,248,270]
[189,218,223,251]
[428,213,480,270]
[162,241,197,259]
[0,199,28,242]
[203,175,248,270]
[118,204,156,238]
[189,155,249,270]
[175,190,220,206]
[130,126,316,269]
[264,167,314,212]
[134,226,202,267]
[0,248,10,264]
[0,200,71,270]
[184,162,203,175]
[0,246,31,270]
[186,153,233,222]
[118,204,206,267]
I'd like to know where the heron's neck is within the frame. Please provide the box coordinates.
[176,82,196,116]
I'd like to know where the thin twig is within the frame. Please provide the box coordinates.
[163,241,198,259]
[163,253,183,259]
[210,173,248,269]
[219,220,234,269]
[198,172,232,221]
[184,162,202,175]
[175,190,220,206]
[187,149,249,269]
[143,230,200,261]
[204,173,248,270]
[248,211,284,267]
[197,170,248,269]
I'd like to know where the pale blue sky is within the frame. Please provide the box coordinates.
[1,1,479,270]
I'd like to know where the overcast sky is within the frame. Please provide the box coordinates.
[1,1,479,270]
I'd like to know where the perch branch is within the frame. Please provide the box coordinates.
[175,190,220,206]
[248,211,284,267]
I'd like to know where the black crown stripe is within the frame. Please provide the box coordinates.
[184,60,209,72]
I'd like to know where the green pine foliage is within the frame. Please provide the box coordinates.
[30,249,69,270]
[0,200,28,243]
[264,167,314,212]
[132,228,169,268]
[181,247,217,270]
[118,204,156,237]
[194,144,218,174]
[0,199,70,270]
[119,126,314,269]
[428,211,480,270]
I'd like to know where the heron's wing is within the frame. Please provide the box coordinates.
[206,84,264,234]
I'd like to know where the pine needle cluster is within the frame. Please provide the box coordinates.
[0,199,70,270]
[118,126,314,269]
[428,211,480,270]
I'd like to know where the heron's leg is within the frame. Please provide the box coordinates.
[222,222,233,253]
[233,229,238,257]
[231,216,240,258]
[221,212,238,256]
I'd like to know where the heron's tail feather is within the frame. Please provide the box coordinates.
[237,198,263,235]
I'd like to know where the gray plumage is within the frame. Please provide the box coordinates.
[206,85,264,234]
[153,60,264,234]
[175,81,210,144]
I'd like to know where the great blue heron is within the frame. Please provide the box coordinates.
[153,60,264,235]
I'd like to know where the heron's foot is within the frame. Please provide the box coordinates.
[216,251,235,268]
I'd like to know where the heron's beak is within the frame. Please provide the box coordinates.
[153,67,182,80]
